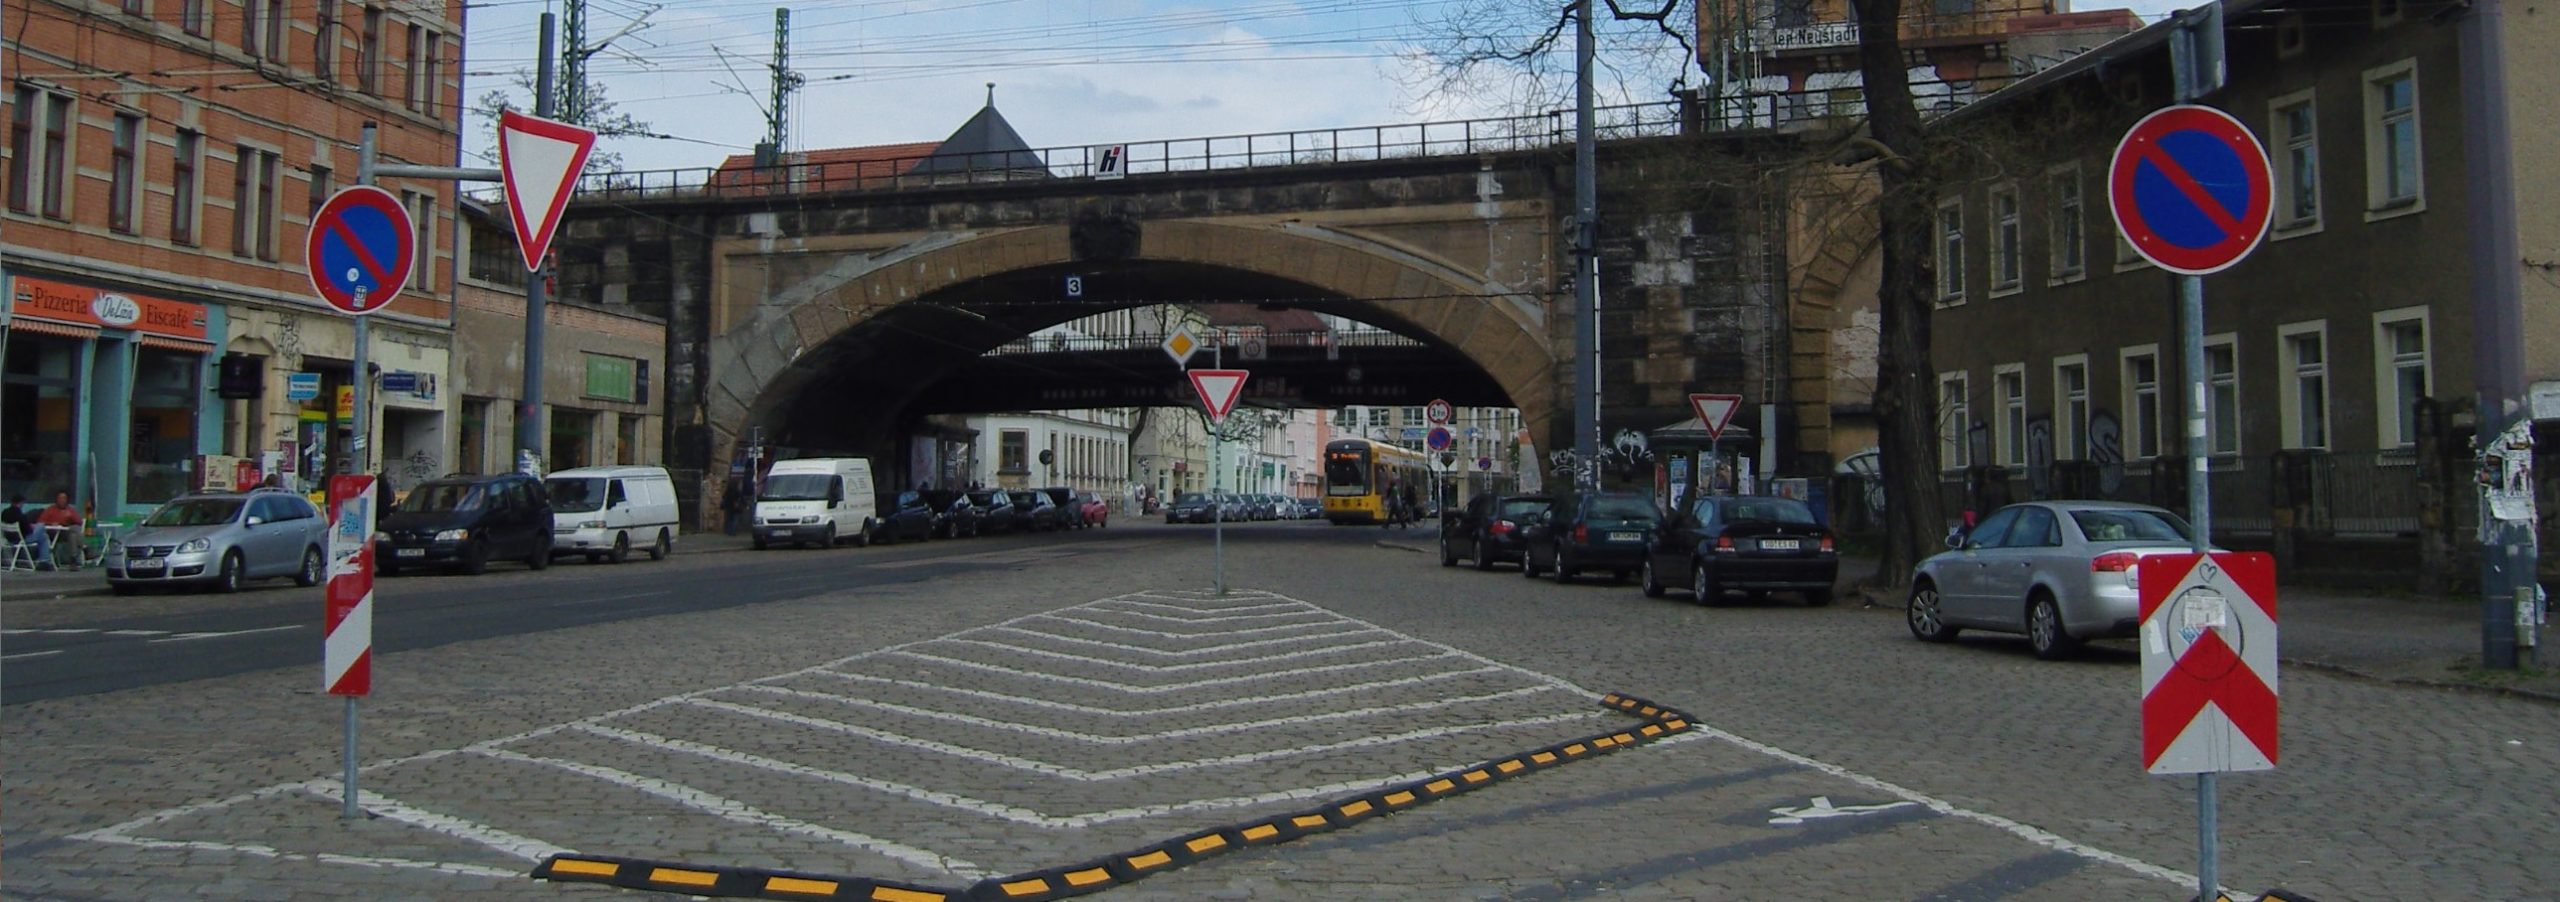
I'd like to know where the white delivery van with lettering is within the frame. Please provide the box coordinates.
[752,458,876,550]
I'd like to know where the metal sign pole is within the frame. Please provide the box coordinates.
[1212,344,1225,596]
[341,126,385,822]
[2170,18,2220,900]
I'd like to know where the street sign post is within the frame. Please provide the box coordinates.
[305,187,415,316]
[1187,368,1249,596]
[322,474,378,818]
[1424,399,1455,425]
[2139,551,2279,776]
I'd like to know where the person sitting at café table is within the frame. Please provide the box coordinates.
[33,491,83,568]
[3,493,56,570]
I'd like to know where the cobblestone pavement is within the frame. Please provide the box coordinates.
[6,523,2555,900]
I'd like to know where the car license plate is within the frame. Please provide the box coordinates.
[127,558,163,571]
[1760,538,1800,551]
[1608,531,1639,542]
[396,548,427,558]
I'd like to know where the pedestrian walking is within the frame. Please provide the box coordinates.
[722,479,749,536]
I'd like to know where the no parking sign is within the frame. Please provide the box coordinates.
[2108,105,2272,276]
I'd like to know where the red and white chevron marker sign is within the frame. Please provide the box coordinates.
[324,475,378,697]
[2138,551,2277,774]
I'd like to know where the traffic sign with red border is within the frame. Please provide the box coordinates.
[305,186,415,316]
[1424,399,1455,425]
[1688,393,1742,442]
[1188,369,1249,422]
[497,109,600,273]
[2137,550,2278,774]
[2108,105,2274,276]
[1426,427,1453,451]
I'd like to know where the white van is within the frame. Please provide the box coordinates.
[546,466,681,563]
[753,458,877,550]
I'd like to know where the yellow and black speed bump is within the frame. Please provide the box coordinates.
[534,692,1698,901]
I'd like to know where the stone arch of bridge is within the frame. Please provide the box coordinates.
[701,219,1558,504]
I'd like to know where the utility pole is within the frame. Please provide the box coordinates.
[2457,0,2540,669]
[515,13,557,473]
[765,7,800,158]
[1571,0,1601,491]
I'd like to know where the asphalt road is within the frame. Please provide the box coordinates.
[0,525,1139,705]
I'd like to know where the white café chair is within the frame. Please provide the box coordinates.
[0,523,40,572]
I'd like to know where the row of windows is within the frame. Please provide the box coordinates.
[1935,59,2426,302]
[1938,308,2431,469]
[7,85,439,291]
[995,430,1127,479]
[107,0,451,111]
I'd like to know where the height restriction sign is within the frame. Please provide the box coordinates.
[2137,551,2278,774]
[2108,105,2273,276]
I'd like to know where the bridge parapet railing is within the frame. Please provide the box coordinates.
[575,102,1687,202]
[986,329,1427,357]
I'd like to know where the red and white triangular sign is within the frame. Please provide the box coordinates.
[497,109,599,272]
[1689,393,1743,442]
[1189,369,1250,422]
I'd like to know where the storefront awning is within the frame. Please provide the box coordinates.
[137,334,216,353]
[4,317,102,340]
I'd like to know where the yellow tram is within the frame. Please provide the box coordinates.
[1320,437,1430,525]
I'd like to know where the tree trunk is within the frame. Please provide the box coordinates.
[1850,0,1948,590]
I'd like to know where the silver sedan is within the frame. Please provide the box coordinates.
[105,490,330,594]
[1905,501,2207,659]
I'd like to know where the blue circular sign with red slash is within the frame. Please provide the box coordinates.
[305,185,415,316]
[2108,105,2273,276]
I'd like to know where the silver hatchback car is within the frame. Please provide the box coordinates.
[1906,501,2206,659]
[105,489,330,594]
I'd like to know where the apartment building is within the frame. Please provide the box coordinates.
[4,0,464,512]
[1924,0,2556,582]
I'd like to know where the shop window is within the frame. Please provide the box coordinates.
[616,414,641,465]
[129,348,204,505]
[549,408,595,471]
[2,335,84,502]
[457,398,489,474]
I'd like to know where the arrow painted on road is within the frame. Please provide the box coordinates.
[1767,796,1918,825]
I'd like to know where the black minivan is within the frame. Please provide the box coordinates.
[376,473,555,575]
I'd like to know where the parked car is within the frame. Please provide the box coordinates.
[1012,489,1069,531]
[105,489,329,594]
[1293,498,1324,520]
[1908,501,2206,659]
[753,458,876,550]
[376,473,555,575]
[871,492,938,544]
[1164,492,1219,524]
[1440,492,1552,571]
[545,465,679,564]
[1077,492,1110,527]
[923,490,979,538]
[968,490,1020,534]
[1642,494,1837,605]
[1039,487,1086,529]
[1519,492,1662,583]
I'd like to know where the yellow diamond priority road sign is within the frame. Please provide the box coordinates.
[1162,325,1201,368]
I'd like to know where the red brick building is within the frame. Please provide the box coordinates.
[4,0,465,514]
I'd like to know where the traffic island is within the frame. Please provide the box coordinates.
[531,693,1698,901]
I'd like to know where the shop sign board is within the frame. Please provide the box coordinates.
[8,276,209,339]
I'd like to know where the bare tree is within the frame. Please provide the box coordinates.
[1847,0,1947,587]
[1399,1,1697,119]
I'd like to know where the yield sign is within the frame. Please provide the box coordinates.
[2137,551,2278,775]
[1688,393,1743,442]
[1188,369,1249,422]
[497,109,599,272]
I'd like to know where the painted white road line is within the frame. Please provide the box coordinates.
[1080,605,1337,624]
[1100,598,1316,616]
[989,623,1385,657]
[302,786,564,862]
[69,778,526,880]
[1029,613,1354,640]
[3,649,63,661]
[799,665,1521,717]
[102,629,170,637]
[736,683,1565,744]
[885,648,1465,694]
[685,697,1604,781]
[473,745,987,879]
[588,722,1472,830]
[930,636,1418,673]
[150,625,303,643]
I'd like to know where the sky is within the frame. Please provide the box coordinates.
[457,0,2190,176]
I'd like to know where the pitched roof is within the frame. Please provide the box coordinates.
[911,101,1048,175]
